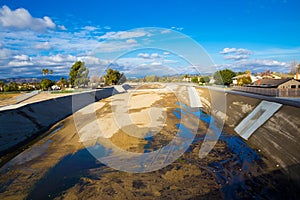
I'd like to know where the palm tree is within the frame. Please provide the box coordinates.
[42,68,49,76]
[50,69,53,75]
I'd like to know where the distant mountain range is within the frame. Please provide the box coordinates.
[0,75,68,83]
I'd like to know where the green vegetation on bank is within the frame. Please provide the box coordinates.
[69,61,89,88]
[50,90,75,94]
[213,69,236,85]
[2,60,300,93]
[104,68,126,85]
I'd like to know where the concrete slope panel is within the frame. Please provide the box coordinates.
[188,87,203,108]
[235,100,282,140]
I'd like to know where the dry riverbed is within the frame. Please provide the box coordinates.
[0,84,298,199]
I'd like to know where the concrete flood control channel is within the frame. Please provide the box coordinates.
[0,87,117,166]
[0,84,299,199]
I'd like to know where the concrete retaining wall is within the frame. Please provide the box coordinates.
[0,87,117,158]
[197,87,300,186]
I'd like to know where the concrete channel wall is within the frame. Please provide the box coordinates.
[0,87,122,158]
[197,87,300,186]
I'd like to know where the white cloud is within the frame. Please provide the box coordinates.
[58,25,67,30]
[30,54,77,67]
[116,57,152,66]
[0,5,56,31]
[220,48,237,54]
[137,53,161,59]
[94,40,139,53]
[151,53,160,58]
[46,54,76,63]
[138,53,150,59]
[35,42,52,50]
[224,55,249,61]
[126,39,137,44]
[8,60,33,66]
[171,26,184,31]
[126,64,180,77]
[83,26,99,31]
[150,62,162,66]
[104,26,111,30]
[217,59,290,73]
[163,59,178,64]
[14,54,29,61]
[253,47,300,59]
[161,29,171,34]
[239,59,287,67]
[0,48,12,58]
[220,48,252,55]
[163,51,170,55]
[77,56,109,65]
[99,30,150,40]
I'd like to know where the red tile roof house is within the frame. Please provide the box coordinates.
[233,79,300,97]
[251,79,300,89]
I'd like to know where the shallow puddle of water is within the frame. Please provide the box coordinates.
[174,103,297,199]
[1,140,52,172]
[48,123,64,136]
[26,145,106,200]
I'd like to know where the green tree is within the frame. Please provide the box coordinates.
[49,69,53,75]
[57,77,68,90]
[104,68,126,85]
[237,76,252,86]
[213,69,236,85]
[69,61,89,87]
[191,76,199,83]
[3,85,10,92]
[8,82,19,91]
[3,82,18,92]
[200,76,210,83]
[40,79,54,91]
[0,81,5,92]
[144,75,159,82]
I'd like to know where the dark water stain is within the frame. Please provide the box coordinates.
[206,134,299,200]
[175,103,297,199]
[26,145,106,200]
[145,103,198,153]
[144,137,154,153]
[173,110,181,119]
[1,140,52,173]
[48,123,64,136]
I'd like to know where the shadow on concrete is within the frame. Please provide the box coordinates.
[0,88,114,166]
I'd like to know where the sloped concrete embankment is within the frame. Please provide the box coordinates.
[0,87,120,161]
[197,87,300,186]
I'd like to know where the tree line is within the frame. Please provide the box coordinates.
[0,61,126,92]
[2,59,272,93]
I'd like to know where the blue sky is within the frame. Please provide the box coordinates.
[0,0,299,78]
